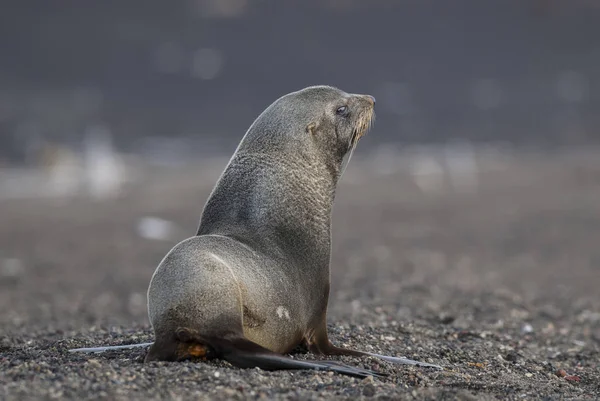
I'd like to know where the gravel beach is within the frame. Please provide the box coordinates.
[1,151,599,400]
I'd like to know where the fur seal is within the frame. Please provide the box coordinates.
[70,85,442,377]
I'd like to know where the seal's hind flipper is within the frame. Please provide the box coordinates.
[224,351,386,378]
[69,342,154,354]
[209,337,385,378]
[225,350,384,378]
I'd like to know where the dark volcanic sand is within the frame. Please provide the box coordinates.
[1,151,599,400]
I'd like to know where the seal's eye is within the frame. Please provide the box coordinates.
[336,106,349,116]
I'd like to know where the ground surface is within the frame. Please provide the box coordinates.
[1,149,599,400]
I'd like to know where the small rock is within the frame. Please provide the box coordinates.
[525,373,533,378]
[362,383,376,397]
[86,359,101,367]
[467,362,485,369]
[439,314,455,324]
[521,324,534,334]
[556,369,567,377]
[542,322,556,334]
[362,375,374,384]
[505,352,518,362]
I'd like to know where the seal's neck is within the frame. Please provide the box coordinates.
[197,152,339,264]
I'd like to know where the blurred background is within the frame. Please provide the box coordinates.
[2,0,600,173]
[1,0,600,327]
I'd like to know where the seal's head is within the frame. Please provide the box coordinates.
[297,85,376,158]
[240,85,375,173]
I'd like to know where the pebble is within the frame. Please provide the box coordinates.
[504,352,518,362]
[362,384,376,397]
[362,375,374,384]
[521,324,534,334]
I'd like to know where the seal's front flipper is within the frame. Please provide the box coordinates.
[211,337,385,378]
[69,342,154,354]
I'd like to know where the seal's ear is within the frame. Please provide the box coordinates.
[306,122,318,135]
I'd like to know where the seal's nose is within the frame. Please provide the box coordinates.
[365,95,376,105]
